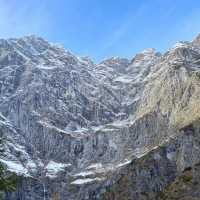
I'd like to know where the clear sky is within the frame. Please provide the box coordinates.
[1,0,200,62]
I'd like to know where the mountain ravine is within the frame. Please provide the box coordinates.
[1,34,200,199]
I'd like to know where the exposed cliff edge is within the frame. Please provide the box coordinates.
[1,34,200,199]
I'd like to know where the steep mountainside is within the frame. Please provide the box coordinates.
[0,34,200,199]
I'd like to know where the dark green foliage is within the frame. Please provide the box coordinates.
[0,136,19,194]
[0,164,19,192]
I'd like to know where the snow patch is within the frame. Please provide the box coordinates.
[86,163,103,170]
[73,171,95,177]
[0,159,29,176]
[114,76,133,83]
[116,159,132,168]
[45,161,71,178]
[71,177,104,185]
[36,65,58,70]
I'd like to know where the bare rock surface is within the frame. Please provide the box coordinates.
[1,34,200,199]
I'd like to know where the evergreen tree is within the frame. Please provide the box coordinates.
[0,136,19,198]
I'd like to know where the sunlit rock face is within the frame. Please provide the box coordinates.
[1,34,200,199]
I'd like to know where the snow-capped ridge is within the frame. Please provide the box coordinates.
[1,33,200,199]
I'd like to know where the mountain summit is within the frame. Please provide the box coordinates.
[1,34,200,199]
[192,32,200,46]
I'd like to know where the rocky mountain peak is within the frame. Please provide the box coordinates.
[131,48,161,64]
[1,34,200,200]
[192,32,200,46]
[141,48,158,55]
[99,57,130,73]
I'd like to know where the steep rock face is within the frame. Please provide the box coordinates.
[0,34,200,199]
[157,163,200,200]
[101,123,200,200]
[136,41,200,129]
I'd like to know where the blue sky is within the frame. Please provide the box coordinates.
[1,0,200,61]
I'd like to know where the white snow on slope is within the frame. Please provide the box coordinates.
[116,159,132,168]
[45,161,71,178]
[114,76,133,83]
[0,159,29,176]
[36,65,58,70]
[73,171,95,177]
[71,177,105,185]
[86,163,103,170]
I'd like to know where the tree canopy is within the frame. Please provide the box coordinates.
[0,137,19,198]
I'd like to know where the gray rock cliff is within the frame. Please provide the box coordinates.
[1,34,200,199]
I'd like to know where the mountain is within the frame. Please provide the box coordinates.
[1,34,200,199]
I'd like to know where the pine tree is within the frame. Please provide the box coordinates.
[0,136,19,198]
